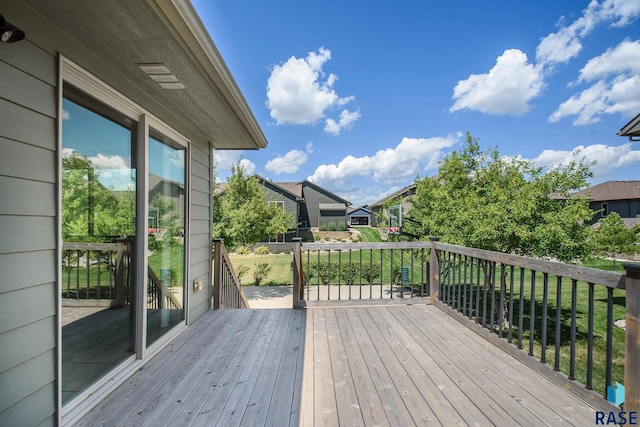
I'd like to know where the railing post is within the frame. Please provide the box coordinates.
[212,238,223,309]
[113,238,128,308]
[623,263,640,413]
[292,238,303,309]
[429,237,440,304]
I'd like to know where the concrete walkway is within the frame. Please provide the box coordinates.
[242,286,293,308]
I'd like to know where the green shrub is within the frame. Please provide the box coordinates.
[236,265,250,283]
[319,224,327,231]
[327,222,337,231]
[236,246,251,255]
[337,222,347,231]
[253,262,272,286]
[254,245,270,255]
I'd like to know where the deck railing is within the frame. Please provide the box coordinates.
[293,239,433,307]
[62,239,131,306]
[292,237,639,411]
[212,239,249,309]
[62,238,181,310]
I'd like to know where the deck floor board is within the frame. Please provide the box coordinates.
[75,304,599,427]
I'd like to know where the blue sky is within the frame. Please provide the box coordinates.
[193,0,640,206]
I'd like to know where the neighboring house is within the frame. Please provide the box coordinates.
[215,177,351,247]
[369,183,417,227]
[618,112,640,141]
[0,1,267,425]
[259,179,351,243]
[576,181,640,224]
[148,174,186,229]
[348,206,373,226]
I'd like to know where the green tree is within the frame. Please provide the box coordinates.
[405,133,595,328]
[62,153,135,241]
[212,162,295,249]
[592,212,639,270]
[406,132,594,262]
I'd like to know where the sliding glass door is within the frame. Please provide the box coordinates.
[146,129,186,346]
[60,60,189,408]
[61,85,138,404]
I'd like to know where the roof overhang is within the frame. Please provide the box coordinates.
[17,0,267,149]
[618,113,640,141]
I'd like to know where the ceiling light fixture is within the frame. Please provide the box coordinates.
[0,15,26,43]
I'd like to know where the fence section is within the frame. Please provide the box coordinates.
[212,239,249,309]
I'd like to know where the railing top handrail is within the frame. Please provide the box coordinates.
[301,241,432,251]
[434,241,626,291]
[62,242,119,251]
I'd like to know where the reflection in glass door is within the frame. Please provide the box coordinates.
[146,129,186,346]
[60,85,137,404]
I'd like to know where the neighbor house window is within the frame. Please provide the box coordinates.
[602,203,609,217]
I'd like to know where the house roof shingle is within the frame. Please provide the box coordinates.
[576,180,640,201]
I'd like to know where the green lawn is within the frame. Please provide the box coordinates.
[228,253,293,286]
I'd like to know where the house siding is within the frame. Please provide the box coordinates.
[301,183,347,228]
[1,3,216,423]
[0,21,59,427]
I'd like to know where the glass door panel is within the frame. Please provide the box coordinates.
[146,129,186,346]
[61,85,138,404]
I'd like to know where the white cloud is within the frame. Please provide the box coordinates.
[213,150,243,173]
[549,39,640,125]
[266,47,360,133]
[324,109,361,136]
[532,143,640,177]
[307,135,457,189]
[450,49,543,115]
[265,150,308,174]
[89,153,130,169]
[62,109,70,120]
[577,39,640,82]
[451,0,640,117]
[536,0,640,66]
[238,158,256,176]
[305,141,314,154]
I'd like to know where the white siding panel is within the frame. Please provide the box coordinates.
[190,246,210,265]
[0,284,56,335]
[0,318,54,373]
[0,41,57,86]
[0,251,55,294]
[190,218,210,236]
[0,216,55,254]
[191,189,209,207]
[0,383,56,427]
[190,204,210,222]
[0,98,55,150]
[0,61,56,118]
[191,175,209,194]
[0,350,55,414]
[0,177,55,216]
[0,137,55,183]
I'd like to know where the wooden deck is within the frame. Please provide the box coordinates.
[75,304,600,426]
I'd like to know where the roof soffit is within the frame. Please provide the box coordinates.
[21,0,266,149]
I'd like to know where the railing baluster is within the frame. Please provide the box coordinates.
[476,259,482,324]
[605,287,614,396]
[541,272,549,364]
[337,250,342,300]
[370,249,374,299]
[507,265,514,343]
[518,267,525,350]
[498,263,505,338]
[586,282,595,390]
[529,270,536,357]
[554,276,562,371]
[569,279,577,380]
